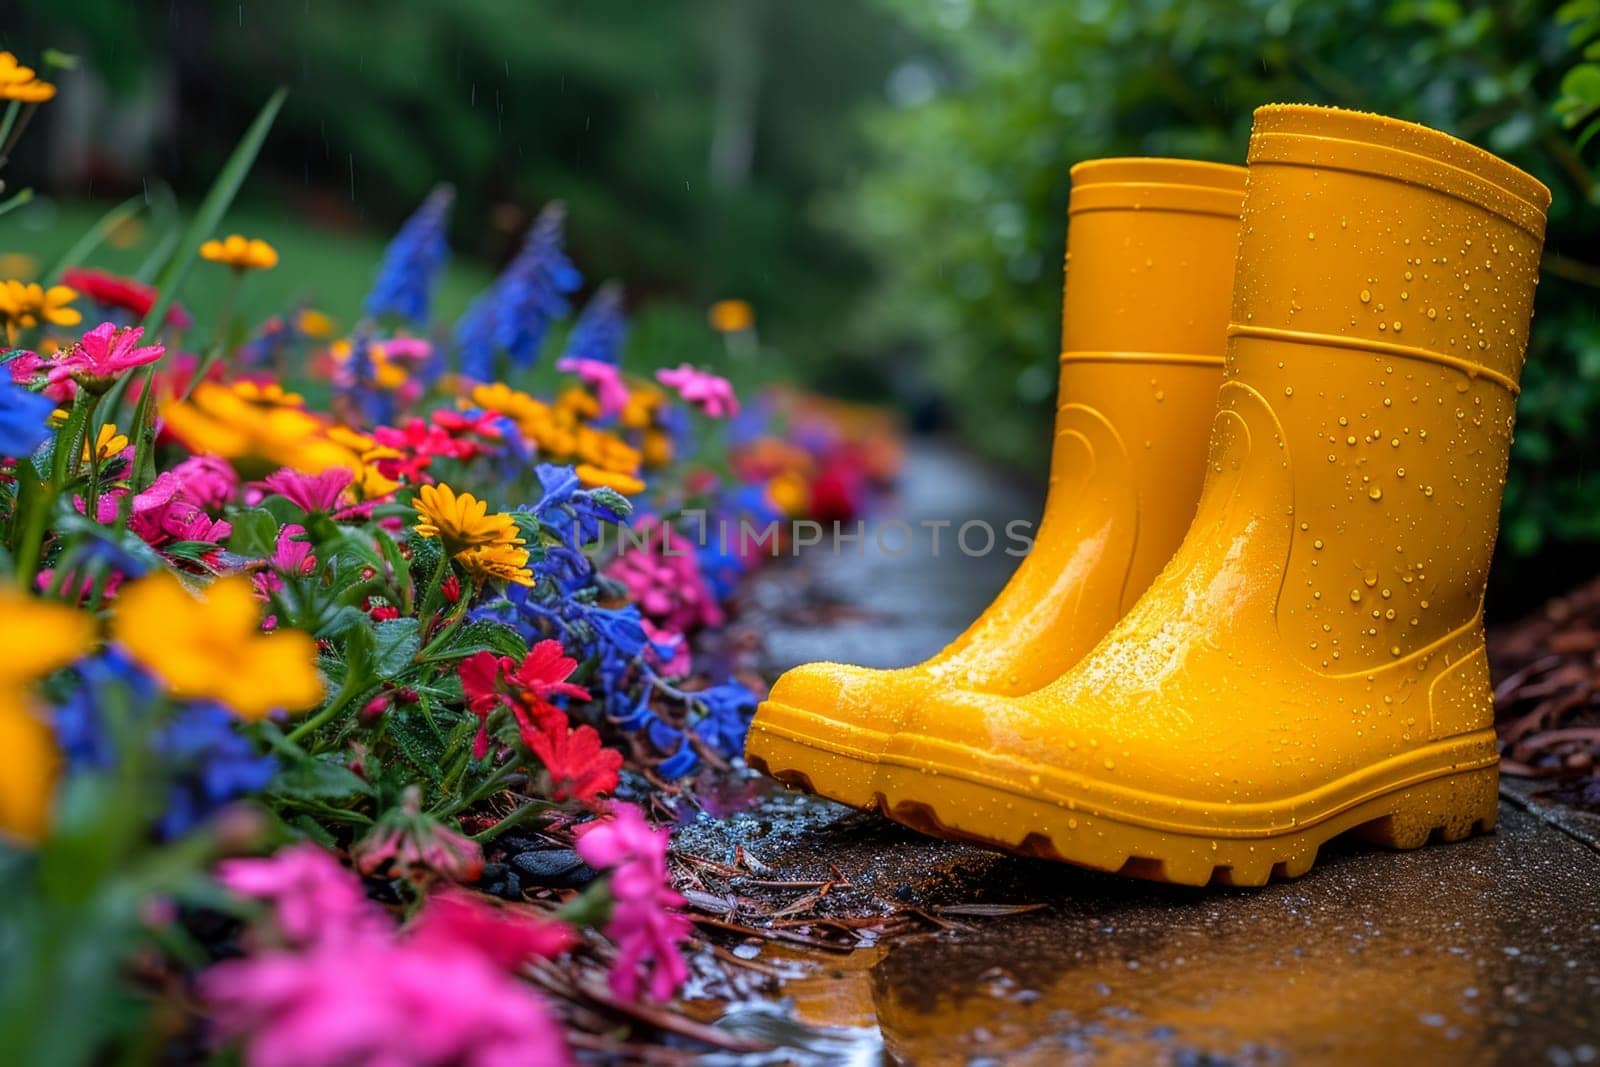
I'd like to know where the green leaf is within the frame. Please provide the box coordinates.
[43,195,145,283]
[227,508,281,559]
[389,709,448,784]
[373,617,421,679]
[424,619,528,663]
[140,87,288,335]
[269,754,375,802]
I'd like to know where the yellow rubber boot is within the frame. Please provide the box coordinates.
[875,105,1550,885]
[748,158,1246,808]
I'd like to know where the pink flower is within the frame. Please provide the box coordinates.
[641,619,690,678]
[257,467,354,514]
[49,322,165,393]
[202,849,575,1067]
[606,516,723,634]
[216,844,381,946]
[9,349,76,402]
[171,454,239,510]
[201,929,572,1067]
[575,802,691,1001]
[256,524,317,596]
[410,888,576,969]
[557,356,630,419]
[655,363,739,418]
[352,790,484,884]
[125,471,232,547]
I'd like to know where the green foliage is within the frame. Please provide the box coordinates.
[4,0,905,378]
[841,0,1600,576]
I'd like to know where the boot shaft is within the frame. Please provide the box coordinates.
[1221,105,1550,670]
[1055,159,1245,605]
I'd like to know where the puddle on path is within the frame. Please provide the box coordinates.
[676,785,1600,1065]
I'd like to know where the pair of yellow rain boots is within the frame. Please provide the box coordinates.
[746,104,1551,887]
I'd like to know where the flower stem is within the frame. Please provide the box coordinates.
[284,673,365,746]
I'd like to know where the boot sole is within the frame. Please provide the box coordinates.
[746,700,890,811]
[751,702,1499,886]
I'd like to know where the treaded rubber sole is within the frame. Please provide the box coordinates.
[749,704,1499,887]
[745,699,888,812]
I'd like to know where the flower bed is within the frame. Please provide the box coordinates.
[0,68,898,1065]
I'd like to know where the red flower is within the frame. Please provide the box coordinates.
[62,267,192,328]
[514,704,621,803]
[507,640,591,706]
[456,641,618,801]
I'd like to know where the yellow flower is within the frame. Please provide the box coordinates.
[620,385,665,430]
[0,280,80,331]
[454,543,534,588]
[333,340,408,389]
[323,425,404,498]
[575,463,645,496]
[575,426,642,477]
[0,587,96,687]
[707,298,754,333]
[412,483,522,555]
[556,385,601,421]
[200,234,279,272]
[296,308,337,337]
[0,52,56,103]
[0,588,97,844]
[641,428,674,469]
[231,380,304,407]
[112,573,323,720]
[164,382,384,489]
[0,696,61,842]
[83,423,129,462]
[767,471,810,517]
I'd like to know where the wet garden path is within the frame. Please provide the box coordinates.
[682,439,1600,1066]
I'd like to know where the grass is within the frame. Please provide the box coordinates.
[0,196,786,396]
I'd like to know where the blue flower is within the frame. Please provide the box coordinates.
[562,281,628,367]
[690,681,756,758]
[0,378,55,458]
[456,203,583,378]
[55,651,159,770]
[53,654,275,839]
[648,720,699,778]
[365,185,454,324]
[152,703,277,840]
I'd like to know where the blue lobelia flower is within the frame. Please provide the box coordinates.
[455,203,583,379]
[648,720,699,778]
[55,650,160,770]
[0,378,56,458]
[690,681,757,758]
[562,281,628,367]
[152,702,277,840]
[364,185,454,324]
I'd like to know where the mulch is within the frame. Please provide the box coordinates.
[1490,573,1600,812]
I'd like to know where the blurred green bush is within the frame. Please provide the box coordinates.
[3,0,903,384]
[837,0,1600,574]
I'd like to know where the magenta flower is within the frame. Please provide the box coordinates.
[49,322,165,394]
[352,789,484,884]
[575,802,691,1001]
[410,888,576,970]
[605,516,723,633]
[171,454,239,510]
[201,929,572,1067]
[124,471,232,547]
[257,467,354,514]
[655,363,739,418]
[216,844,382,946]
[202,846,575,1067]
[557,356,630,419]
